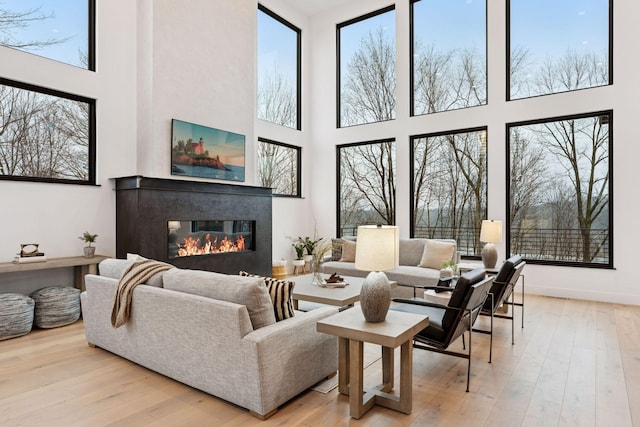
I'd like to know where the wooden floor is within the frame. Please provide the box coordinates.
[1,294,638,426]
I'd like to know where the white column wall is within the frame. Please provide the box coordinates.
[306,0,640,305]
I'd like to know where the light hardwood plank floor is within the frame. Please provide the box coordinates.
[0,294,638,426]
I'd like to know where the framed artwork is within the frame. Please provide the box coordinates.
[171,119,245,182]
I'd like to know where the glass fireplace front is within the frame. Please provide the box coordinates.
[168,220,254,259]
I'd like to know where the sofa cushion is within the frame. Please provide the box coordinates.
[418,240,456,269]
[163,269,276,330]
[399,238,427,266]
[99,258,170,287]
[239,271,295,321]
[340,240,357,262]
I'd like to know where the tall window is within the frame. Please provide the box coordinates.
[507,111,612,267]
[508,0,611,100]
[337,139,396,237]
[337,6,395,128]
[257,138,301,197]
[411,128,487,257]
[0,78,96,184]
[411,0,487,116]
[257,4,301,130]
[0,0,95,70]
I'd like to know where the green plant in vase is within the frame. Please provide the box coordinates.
[441,259,458,278]
[79,231,98,258]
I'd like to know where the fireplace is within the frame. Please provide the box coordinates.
[168,220,254,258]
[114,176,272,276]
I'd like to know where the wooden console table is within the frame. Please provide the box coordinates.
[0,255,108,291]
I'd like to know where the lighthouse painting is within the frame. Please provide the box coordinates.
[171,119,245,182]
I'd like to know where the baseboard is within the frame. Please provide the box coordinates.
[525,285,640,306]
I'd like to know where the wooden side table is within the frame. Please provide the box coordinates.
[317,307,429,419]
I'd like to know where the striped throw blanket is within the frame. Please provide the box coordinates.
[111,259,173,328]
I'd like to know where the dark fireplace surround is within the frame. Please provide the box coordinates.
[114,176,272,276]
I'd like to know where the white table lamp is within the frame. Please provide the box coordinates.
[480,220,502,269]
[355,225,399,322]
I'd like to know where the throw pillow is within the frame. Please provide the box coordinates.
[418,239,456,269]
[339,239,357,262]
[331,238,343,261]
[239,271,295,321]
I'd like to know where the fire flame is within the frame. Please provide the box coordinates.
[176,233,246,257]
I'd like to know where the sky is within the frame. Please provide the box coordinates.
[1,0,88,68]
[510,0,609,61]
[257,9,298,87]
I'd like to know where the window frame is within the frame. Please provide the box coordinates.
[506,0,613,101]
[0,76,97,185]
[409,0,488,117]
[505,110,614,268]
[257,137,302,198]
[257,4,302,131]
[409,126,488,259]
[336,4,396,129]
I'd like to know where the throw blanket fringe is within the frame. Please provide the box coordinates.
[111,260,173,328]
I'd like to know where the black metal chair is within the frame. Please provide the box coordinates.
[391,269,493,392]
[474,255,526,362]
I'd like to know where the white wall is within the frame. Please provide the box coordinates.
[0,0,138,292]
[138,0,256,180]
[305,0,640,305]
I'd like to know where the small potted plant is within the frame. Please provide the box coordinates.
[79,231,98,258]
[291,240,306,274]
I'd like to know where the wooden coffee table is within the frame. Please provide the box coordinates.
[291,274,396,310]
[317,307,429,419]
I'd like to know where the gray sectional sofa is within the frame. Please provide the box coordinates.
[322,238,459,298]
[81,259,338,419]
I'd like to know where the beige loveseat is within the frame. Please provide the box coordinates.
[322,238,459,298]
[81,259,338,419]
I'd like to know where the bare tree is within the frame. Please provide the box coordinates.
[535,49,609,94]
[258,141,297,195]
[257,67,296,128]
[0,4,69,50]
[0,84,90,180]
[341,29,395,126]
[509,127,548,253]
[413,131,486,254]
[339,141,395,234]
[414,43,486,114]
[535,115,609,262]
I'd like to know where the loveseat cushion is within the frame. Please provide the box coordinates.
[163,269,276,330]
[239,271,295,321]
[339,240,357,262]
[399,238,427,266]
[418,240,456,269]
[99,258,171,287]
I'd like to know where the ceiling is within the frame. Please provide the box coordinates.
[279,0,350,17]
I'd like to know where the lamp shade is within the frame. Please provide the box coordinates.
[480,220,502,243]
[355,225,399,272]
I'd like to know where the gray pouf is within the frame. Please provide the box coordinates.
[30,286,81,328]
[0,293,35,340]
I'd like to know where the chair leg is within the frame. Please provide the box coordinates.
[510,290,515,345]
[461,333,466,350]
[466,327,472,392]
[489,293,494,363]
[521,275,525,329]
